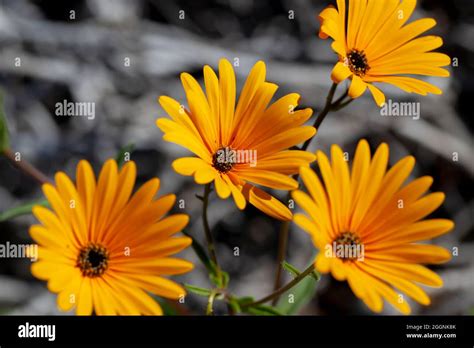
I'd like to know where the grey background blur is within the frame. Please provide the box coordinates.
[0,0,472,315]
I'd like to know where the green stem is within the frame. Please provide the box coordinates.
[206,289,219,316]
[201,183,222,280]
[331,86,349,106]
[271,220,290,305]
[272,83,337,298]
[243,263,316,308]
[272,83,350,302]
[2,148,51,185]
[332,97,354,111]
[301,82,338,151]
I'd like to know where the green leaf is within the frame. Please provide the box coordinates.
[184,284,212,297]
[283,260,320,281]
[236,296,254,306]
[276,263,320,315]
[282,260,301,277]
[227,296,242,314]
[182,230,218,279]
[209,269,230,289]
[312,269,321,282]
[209,268,226,288]
[220,270,230,288]
[244,304,283,316]
[0,91,10,152]
[0,199,49,222]
[115,143,135,168]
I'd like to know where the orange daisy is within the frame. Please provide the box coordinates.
[318,0,451,106]
[292,140,453,314]
[30,159,194,315]
[156,58,316,221]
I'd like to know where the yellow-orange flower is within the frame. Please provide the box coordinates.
[156,58,316,221]
[30,159,193,315]
[318,0,451,106]
[292,140,453,314]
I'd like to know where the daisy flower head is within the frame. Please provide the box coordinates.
[318,0,451,106]
[30,159,194,315]
[292,140,454,314]
[156,58,316,221]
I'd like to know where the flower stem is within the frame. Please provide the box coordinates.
[206,288,219,316]
[243,263,315,308]
[271,220,290,305]
[272,82,348,302]
[2,148,50,185]
[201,183,222,279]
[301,82,338,151]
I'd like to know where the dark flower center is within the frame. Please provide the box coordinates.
[212,146,235,173]
[77,243,109,278]
[347,49,370,76]
[333,231,362,261]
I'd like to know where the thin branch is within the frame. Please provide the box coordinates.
[2,149,50,185]
[242,263,315,308]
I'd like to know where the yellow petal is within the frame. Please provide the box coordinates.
[331,62,352,83]
[121,274,187,300]
[367,84,386,107]
[194,166,216,184]
[172,157,209,176]
[215,174,231,199]
[76,160,96,225]
[242,184,292,221]
[108,161,137,223]
[348,75,367,99]
[76,278,93,316]
[141,214,190,241]
[57,273,82,312]
[236,169,298,190]
[218,58,236,145]
[223,175,247,210]
[114,258,194,275]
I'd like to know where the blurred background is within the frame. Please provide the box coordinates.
[0,0,472,315]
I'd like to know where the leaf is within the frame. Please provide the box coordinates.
[236,296,254,306]
[115,143,135,168]
[209,267,229,288]
[244,304,283,316]
[283,260,320,281]
[182,230,218,279]
[227,296,242,314]
[276,263,320,315]
[220,270,230,288]
[312,269,321,282]
[0,91,10,152]
[184,284,212,297]
[0,199,49,222]
[282,260,301,277]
